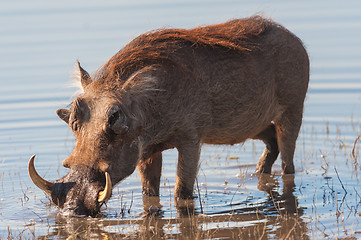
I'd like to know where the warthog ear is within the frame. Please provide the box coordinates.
[56,108,71,124]
[108,108,130,135]
[76,61,92,89]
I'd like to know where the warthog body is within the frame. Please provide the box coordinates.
[29,16,309,216]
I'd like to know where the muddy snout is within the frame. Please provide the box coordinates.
[51,181,101,217]
[28,155,112,217]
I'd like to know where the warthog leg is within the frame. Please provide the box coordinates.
[253,124,279,174]
[174,139,201,201]
[137,152,163,196]
[274,107,303,174]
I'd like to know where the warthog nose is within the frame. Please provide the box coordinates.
[60,206,88,217]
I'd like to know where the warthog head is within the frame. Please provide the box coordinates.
[28,62,145,216]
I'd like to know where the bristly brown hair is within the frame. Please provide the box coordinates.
[94,16,273,83]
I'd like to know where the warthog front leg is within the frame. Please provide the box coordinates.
[137,152,162,196]
[174,140,201,201]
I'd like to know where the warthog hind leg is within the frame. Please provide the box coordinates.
[274,108,303,174]
[253,123,279,174]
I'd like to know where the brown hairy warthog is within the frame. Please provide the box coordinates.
[28,16,309,216]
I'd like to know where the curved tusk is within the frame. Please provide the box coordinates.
[28,155,54,196]
[98,172,112,203]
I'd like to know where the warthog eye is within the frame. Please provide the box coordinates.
[108,111,120,126]
[107,108,129,135]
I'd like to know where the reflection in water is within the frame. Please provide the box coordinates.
[43,174,309,239]
[256,174,308,239]
[142,193,198,218]
[257,173,299,216]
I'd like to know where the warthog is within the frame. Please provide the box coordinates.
[28,16,309,216]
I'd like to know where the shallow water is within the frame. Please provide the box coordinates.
[1,0,361,239]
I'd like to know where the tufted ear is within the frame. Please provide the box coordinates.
[56,109,71,124]
[76,61,92,90]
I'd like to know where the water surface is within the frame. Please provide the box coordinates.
[1,0,361,239]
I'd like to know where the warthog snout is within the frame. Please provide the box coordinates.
[28,155,112,216]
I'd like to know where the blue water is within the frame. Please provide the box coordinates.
[1,0,361,239]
